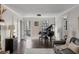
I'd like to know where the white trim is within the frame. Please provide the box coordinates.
[23,16,56,18]
[58,5,79,16]
[2,4,79,17]
[3,4,21,17]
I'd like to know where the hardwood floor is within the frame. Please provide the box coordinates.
[32,39,53,48]
[16,38,54,54]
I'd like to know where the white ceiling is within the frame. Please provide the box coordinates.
[5,4,76,16]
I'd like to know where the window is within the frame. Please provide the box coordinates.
[40,20,49,31]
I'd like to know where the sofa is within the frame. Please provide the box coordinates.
[54,37,79,54]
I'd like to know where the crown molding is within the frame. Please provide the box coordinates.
[3,4,22,17]
[58,5,79,16]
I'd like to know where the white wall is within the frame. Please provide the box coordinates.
[57,5,79,40]
[55,16,64,40]
[1,8,20,50]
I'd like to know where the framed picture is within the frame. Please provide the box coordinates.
[34,21,39,26]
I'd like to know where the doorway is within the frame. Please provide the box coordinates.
[20,17,55,49]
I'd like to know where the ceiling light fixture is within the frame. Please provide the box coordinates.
[37,14,41,16]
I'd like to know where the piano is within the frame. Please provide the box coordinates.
[39,24,54,47]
